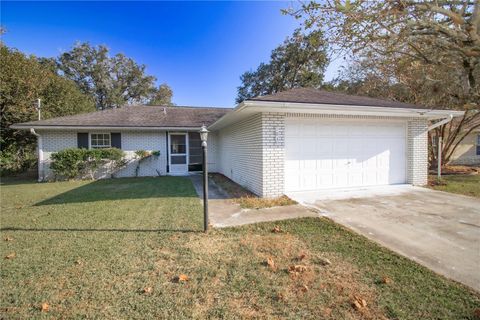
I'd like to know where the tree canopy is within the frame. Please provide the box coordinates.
[236,29,329,103]
[148,83,174,106]
[57,42,158,109]
[0,45,96,173]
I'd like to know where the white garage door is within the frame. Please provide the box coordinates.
[285,118,406,192]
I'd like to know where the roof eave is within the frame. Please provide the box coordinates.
[208,100,465,131]
[10,125,204,131]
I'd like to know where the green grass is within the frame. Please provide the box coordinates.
[1,177,479,319]
[429,174,480,198]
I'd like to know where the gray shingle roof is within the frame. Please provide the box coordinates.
[13,106,232,128]
[249,87,430,109]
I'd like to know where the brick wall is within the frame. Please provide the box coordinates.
[407,119,429,185]
[39,130,170,180]
[261,113,285,197]
[217,114,264,196]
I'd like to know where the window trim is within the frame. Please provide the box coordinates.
[89,132,111,149]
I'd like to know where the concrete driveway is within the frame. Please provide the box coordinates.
[288,185,480,291]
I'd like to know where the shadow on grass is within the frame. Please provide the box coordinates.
[35,176,198,206]
[0,176,38,186]
[0,227,199,233]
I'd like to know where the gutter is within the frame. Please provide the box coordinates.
[30,128,44,182]
[427,114,454,131]
[11,125,205,131]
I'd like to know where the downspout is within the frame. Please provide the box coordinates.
[30,128,44,182]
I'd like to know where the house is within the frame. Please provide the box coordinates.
[11,88,464,198]
[440,117,480,166]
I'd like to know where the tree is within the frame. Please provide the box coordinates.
[57,42,157,109]
[288,0,479,166]
[148,83,174,106]
[0,45,95,174]
[236,29,329,103]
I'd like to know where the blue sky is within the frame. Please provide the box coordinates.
[1,1,340,107]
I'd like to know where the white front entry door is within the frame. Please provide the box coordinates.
[169,133,188,175]
[285,118,406,192]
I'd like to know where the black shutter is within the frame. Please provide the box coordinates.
[111,132,121,149]
[77,133,89,149]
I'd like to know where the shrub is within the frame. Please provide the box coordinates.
[151,150,161,157]
[50,148,125,180]
[135,150,150,158]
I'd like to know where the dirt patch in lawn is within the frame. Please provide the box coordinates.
[430,165,479,175]
[210,173,297,209]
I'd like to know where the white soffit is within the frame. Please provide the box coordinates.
[208,101,464,130]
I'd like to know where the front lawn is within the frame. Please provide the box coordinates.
[429,174,480,198]
[1,177,479,319]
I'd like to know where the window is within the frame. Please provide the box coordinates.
[90,133,111,149]
[170,134,186,154]
[477,134,480,156]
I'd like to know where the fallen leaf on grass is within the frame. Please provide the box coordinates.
[41,303,49,312]
[174,274,189,283]
[143,287,153,294]
[4,236,13,242]
[300,284,309,292]
[4,253,16,259]
[271,226,282,233]
[352,295,367,311]
[266,257,276,271]
[288,265,307,275]
[381,276,393,285]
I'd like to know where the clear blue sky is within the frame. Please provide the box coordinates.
[1,1,340,107]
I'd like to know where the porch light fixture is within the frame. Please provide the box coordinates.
[199,125,209,145]
[199,125,209,232]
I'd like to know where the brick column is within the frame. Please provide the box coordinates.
[407,119,428,185]
[261,113,285,197]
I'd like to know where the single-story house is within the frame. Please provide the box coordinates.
[12,88,464,197]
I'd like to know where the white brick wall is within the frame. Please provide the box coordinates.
[407,119,429,185]
[113,130,167,178]
[217,114,264,196]
[261,113,285,197]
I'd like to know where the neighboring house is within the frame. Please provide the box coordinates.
[445,117,480,166]
[12,88,463,198]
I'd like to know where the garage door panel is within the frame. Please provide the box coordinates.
[285,119,406,192]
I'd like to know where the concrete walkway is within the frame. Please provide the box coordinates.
[189,174,318,227]
[288,185,480,292]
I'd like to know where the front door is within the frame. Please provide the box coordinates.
[169,133,188,175]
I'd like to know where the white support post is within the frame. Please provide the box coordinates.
[437,136,442,179]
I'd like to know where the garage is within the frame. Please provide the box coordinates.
[285,118,407,192]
